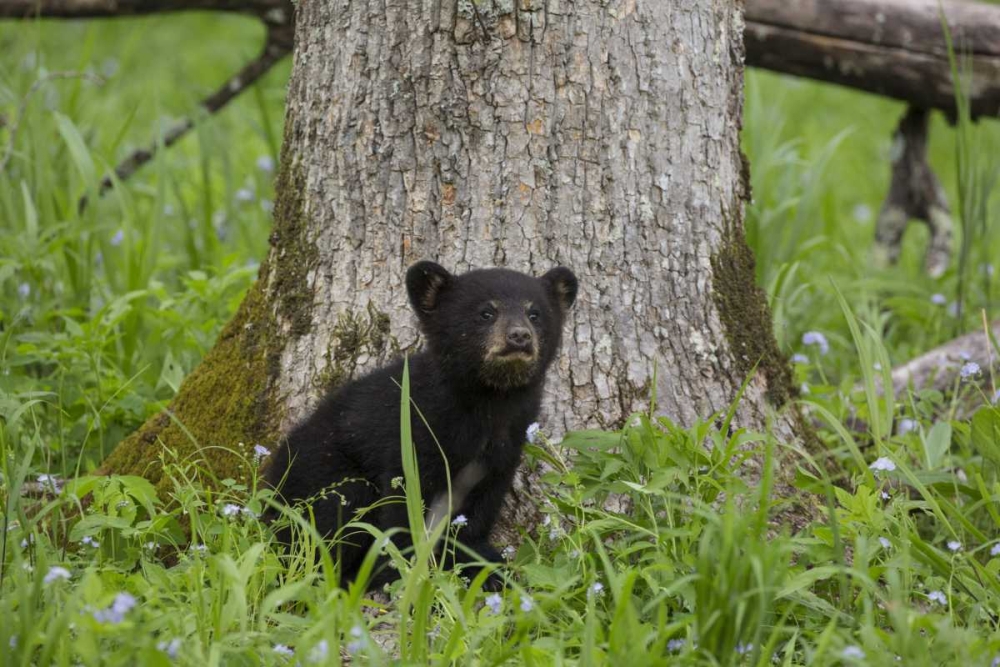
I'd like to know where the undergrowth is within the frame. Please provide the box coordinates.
[2,13,1000,667]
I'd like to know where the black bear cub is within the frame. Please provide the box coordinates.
[265,261,577,589]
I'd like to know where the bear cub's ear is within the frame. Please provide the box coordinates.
[541,266,578,313]
[406,261,453,314]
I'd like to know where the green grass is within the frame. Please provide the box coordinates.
[3,15,1000,667]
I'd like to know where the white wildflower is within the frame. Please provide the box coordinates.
[526,422,540,444]
[452,514,468,527]
[870,457,896,473]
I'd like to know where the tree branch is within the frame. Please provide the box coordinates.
[745,0,1000,120]
[76,24,291,211]
[0,0,287,20]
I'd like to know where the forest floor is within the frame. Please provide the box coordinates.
[2,14,1000,667]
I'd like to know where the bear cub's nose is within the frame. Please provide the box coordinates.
[507,326,533,348]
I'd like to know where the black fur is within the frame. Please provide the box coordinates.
[265,261,577,589]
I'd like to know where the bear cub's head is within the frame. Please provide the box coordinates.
[406,261,578,392]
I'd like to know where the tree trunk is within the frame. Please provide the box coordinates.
[102,0,811,541]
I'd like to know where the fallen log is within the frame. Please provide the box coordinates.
[890,319,999,398]
[744,0,1000,119]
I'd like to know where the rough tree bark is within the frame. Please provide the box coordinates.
[102,0,812,541]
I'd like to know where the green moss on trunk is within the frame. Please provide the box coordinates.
[710,222,796,409]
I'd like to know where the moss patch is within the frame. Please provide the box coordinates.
[710,222,795,409]
[317,302,398,391]
[100,137,318,495]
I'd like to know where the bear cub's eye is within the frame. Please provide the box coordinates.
[480,309,495,321]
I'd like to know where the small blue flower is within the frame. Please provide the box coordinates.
[43,566,71,584]
[17,283,30,299]
[801,331,829,355]
[256,155,276,173]
[842,646,865,660]
[927,590,947,605]
[870,457,895,473]
[879,537,891,549]
[588,582,604,598]
[930,293,947,306]
[221,503,243,518]
[92,592,137,624]
[960,362,981,380]
[520,595,534,612]
[308,639,329,663]
[736,642,753,655]
[346,625,364,654]
[157,638,181,659]
[110,229,124,246]
[272,644,294,657]
[991,543,1000,557]
[485,593,502,615]
[947,540,962,552]
[667,639,685,652]
[80,535,99,548]
[897,418,917,436]
[791,353,809,365]
[452,514,468,527]
[235,188,255,203]
[253,444,270,458]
